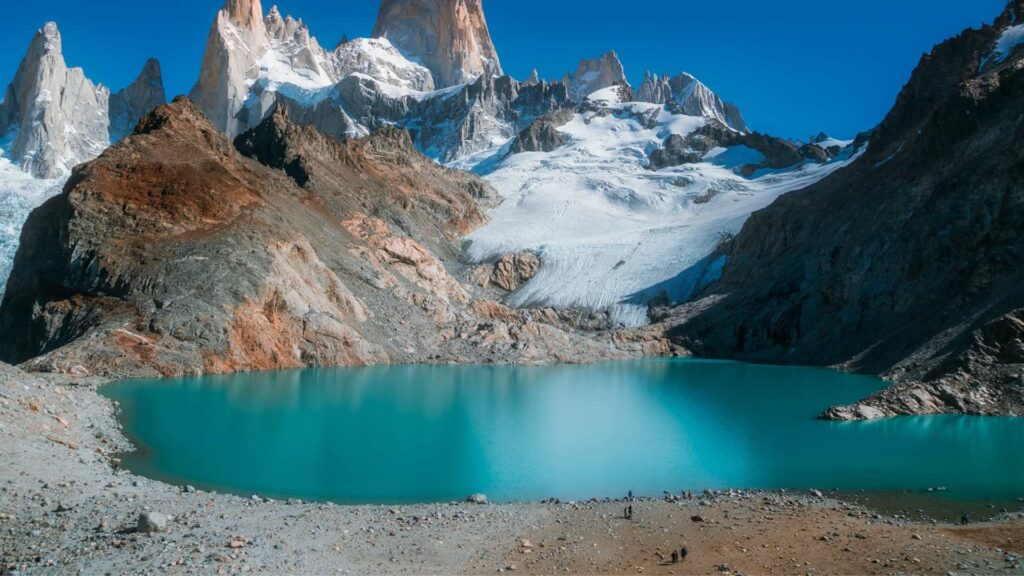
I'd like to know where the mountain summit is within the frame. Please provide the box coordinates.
[373,0,503,88]
[0,23,110,179]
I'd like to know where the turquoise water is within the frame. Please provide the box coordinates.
[103,359,1024,504]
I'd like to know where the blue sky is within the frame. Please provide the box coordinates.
[1,0,1009,140]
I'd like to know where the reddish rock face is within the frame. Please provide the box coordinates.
[373,0,503,87]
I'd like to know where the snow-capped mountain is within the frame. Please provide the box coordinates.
[0,23,110,179]
[373,0,503,88]
[637,71,748,132]
[0,22,165,295]
[0,0,857,324]
[190,0,344,137]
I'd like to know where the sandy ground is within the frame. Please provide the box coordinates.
[1,365,1022,575]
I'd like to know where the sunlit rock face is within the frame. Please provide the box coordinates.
[0,23,110,179]
[373,0,503,88]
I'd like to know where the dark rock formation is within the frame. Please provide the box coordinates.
[0,99,652,376]
[647,120,810,173]
[507,108,574,155]
[669,0,1024,419]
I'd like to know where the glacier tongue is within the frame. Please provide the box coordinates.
[0,155,65,297]
[466,95,859,327]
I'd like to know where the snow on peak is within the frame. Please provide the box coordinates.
[984,22,1024,68]
[334,37,435,92]
[638,71,748,132]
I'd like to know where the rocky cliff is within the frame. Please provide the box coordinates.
[0,99,657,377]
[670,0,1024,418]
[373,0,503,88]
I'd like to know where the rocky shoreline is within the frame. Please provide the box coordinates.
[2,362,1022,575]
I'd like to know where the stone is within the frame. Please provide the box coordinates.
[466,493,488,505]
[136,512,169,534]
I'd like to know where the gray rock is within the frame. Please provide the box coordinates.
[466,493,488,505]
[136,512,168,534]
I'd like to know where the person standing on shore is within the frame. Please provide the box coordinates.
[680,546,689,561]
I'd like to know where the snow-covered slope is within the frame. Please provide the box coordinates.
[466,86,859,326]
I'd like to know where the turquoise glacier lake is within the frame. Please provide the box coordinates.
[103,359,1024,504]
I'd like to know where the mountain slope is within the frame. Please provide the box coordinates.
[0,99,651,376]
[670,0,1024,418]
[466,85,857,326]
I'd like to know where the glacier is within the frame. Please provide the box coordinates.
[465,87,860,327]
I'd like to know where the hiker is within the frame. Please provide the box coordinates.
[961,513,970,526]
[680,546,689,561]
[628,504,633,519]
[623,506,629,519]
[671,551,679,563]
[628,490,633,501]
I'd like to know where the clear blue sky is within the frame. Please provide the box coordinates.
[1,0,1009,140]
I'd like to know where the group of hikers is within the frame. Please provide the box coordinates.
[623,490,690,564]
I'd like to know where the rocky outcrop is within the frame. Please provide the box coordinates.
[564,51,628,102]
[0,23,110,179]
[670,0,1024,419]
[373,0,503,88]
[647,120,815,173]
[507,108,574,155]
[638,71,748,132]
[109,58,167,142]
[0,99,648,376]
[471,252,540,291]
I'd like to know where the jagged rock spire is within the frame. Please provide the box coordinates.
[373,0,503,88]
[564,51,627,102]
[109,58,167,142]
[0,22,110,178]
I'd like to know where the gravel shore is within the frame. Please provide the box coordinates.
[2,363,1022,575]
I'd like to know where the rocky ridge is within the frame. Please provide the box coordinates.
[638,71,748,132]
[563,51,629,103]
